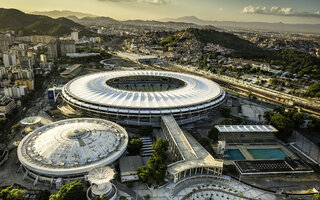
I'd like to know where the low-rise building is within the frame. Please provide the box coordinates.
[215,125,278,144]
[0,95,16,117]
[162,116,223,184]
[14,79,34,91]
[61,64,82,78]
[119,156,143,182]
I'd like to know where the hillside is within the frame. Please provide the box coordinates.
[160,29,320,79]
[0,8,86,36]
[160,28,266,58]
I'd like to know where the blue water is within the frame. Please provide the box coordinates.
[224,149,246,160]
[247,148,289,159]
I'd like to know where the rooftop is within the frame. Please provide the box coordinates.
[17,118,128,177]
[234,159,313,175]
[61,64,82,76]
[118,52,158,61]
[215,125,278,133]
[63,70,224,110]
[163,116,223,175]
[119,156,143,174]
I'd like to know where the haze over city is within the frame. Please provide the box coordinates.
[0,0,319,200]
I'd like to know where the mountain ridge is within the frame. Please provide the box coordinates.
[0,8,87,36]
[161,16,320,34]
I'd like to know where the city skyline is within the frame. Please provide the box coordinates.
[1,0,320,24]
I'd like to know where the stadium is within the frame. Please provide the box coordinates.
[17,118,128,186]
[61,70,226,126]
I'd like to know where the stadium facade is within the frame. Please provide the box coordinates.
[62,70,226,126]
[17,118,128,187]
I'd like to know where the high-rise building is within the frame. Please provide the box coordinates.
[71,32,79,41]
[19,56,32,69]
[0,67,6,80]
[0,34,14,53]
[47,40,59,59]
[3,52,17,67]
[60,39,76,57]
[47,39,76,59]
[27,51,37,66]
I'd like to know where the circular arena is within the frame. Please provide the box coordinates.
[62,70,226,126]
[17,118,128,185]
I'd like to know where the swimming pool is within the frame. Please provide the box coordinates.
[224,149,246,160]
[247,148,289,159]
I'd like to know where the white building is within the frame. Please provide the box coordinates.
[0,67,6,79]
[3,52,17,67]
[17,118,129,187]
[4,85,27,98]
[66,53,100,58]
[62,70,226,127]
[71,32,79,41]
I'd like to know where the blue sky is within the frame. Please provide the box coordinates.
[1,0,320,23]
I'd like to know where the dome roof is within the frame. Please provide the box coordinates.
[17,118,128,177]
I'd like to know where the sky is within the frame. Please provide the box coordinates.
[1,0,320,24]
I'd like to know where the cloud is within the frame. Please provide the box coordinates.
[242,5,320,18]
[98,0,170,4]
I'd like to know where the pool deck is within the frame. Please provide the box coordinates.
[226,144,296,161]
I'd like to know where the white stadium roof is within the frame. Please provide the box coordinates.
[17,118,128,177]
[62,70,224,110]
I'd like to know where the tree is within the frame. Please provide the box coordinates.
[270,113,294,142]
[0,186,26,200]
[11,124,21,132]
[263,110,274,123]
[7,189,26,200]
[138,139,169,185]
[145,153,167,184]
[92,195,104,200]
[292,112,304,127]
[127,138,143,155]
[273,106,284,114]
[152,139,169,154]
[305,82,320,97]
[208,127,219,142]
[49,180,86,200]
